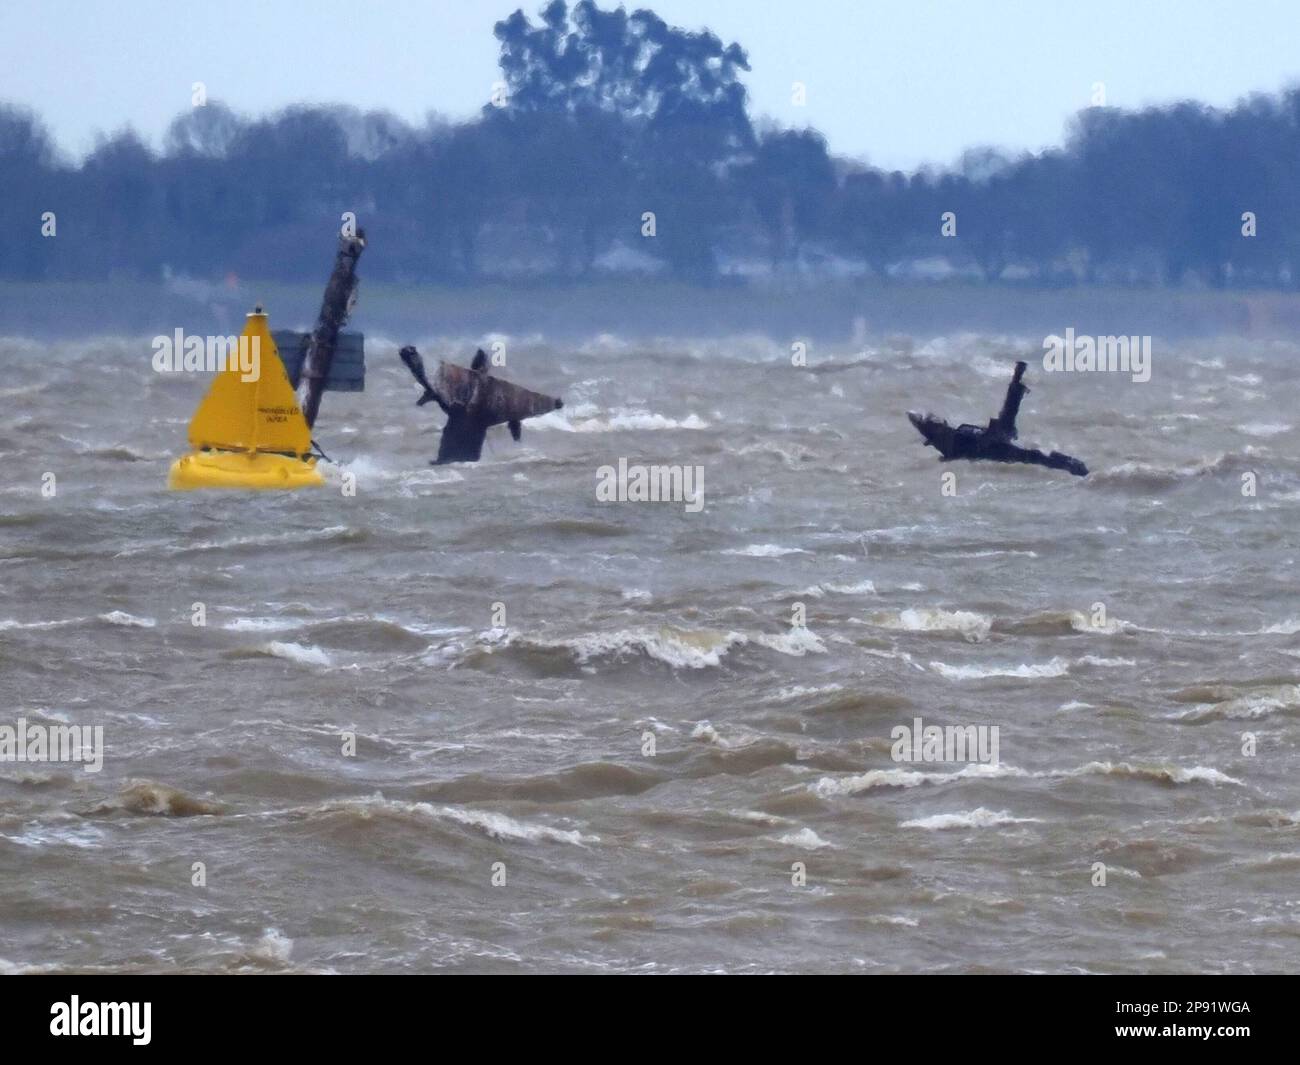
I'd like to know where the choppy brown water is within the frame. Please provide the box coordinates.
[2,329,1299,973]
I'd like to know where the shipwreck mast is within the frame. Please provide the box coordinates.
[299,229,366,429]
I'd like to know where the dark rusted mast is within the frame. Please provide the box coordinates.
[300,229,366,429]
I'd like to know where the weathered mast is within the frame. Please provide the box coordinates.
[300,229,366,429]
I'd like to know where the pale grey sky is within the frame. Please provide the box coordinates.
[1,0,1296,170]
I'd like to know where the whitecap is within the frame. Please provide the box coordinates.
[777,827,833,850]
[929,657,1069,680]
[263,641,331,667]
[98,611,156,628]
[901,808,1042,830]
[723,544,810,558]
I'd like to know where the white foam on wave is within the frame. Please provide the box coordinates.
[1247,809,1300,828]
[484,622,827,671]
[814,759,1240,797]
[691,721,724,744]
[530,402,708,433]
[951,549,1039,559]
[801,579,876,598]
[1078,761,1242,786]
[873,608,992,642]
[433,804,597,846]
[0,617,82,631]
[331,456,465,494]
[98,611,156,628]
[1174,684,1300,722]
[690,721,778,751]
[777,827,833,850]
[1076,654,1136,667]
[321,795,597,846]
[225,617,302,633]
[328,455,401,484]
[251,929,294,963]
[971,352,1029,378]
[1238,422,1291,437]
[1096,450,1258,485]
[1,820,107,849]
[1069,612,1137,635]
[754,627,827,656]
[901,808,1042,830]
[724,544,809,558]
[1138,617,1300,639]
[564,627,745,669]
[773,683,844,701]
[929,657,1069,680]
[734,810,790,826]
[814,763,1017,796]
[263,641,332,667]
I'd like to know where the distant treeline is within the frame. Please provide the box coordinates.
[2,0,1299,288]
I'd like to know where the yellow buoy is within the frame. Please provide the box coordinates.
[167,308,324,490]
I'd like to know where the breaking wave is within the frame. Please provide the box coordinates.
[813,760,1240,797]
[869,608,992,642]
[777,827,833,849]
[1091,450,1261,489]
[97,610,156,628]
[1172,683,1300,722]
[312,795,596,846]
[901,808,1043,830]
[723,544,810,558]
[258,641,332,667]
[83,780,223,818]
[928,657,1070,680]
[801,579,876,597]
[470,623,825,671]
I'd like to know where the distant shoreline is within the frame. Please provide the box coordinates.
[4,279,1299,343]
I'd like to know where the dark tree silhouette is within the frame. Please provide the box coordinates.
[1,3,1298,290]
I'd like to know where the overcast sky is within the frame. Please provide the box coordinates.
[2,0,1297,170]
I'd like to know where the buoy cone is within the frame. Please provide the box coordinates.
[167,307,324,490]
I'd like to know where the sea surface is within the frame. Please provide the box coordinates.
[2,329,1299,973]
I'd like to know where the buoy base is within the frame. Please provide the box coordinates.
[167,450,324,491]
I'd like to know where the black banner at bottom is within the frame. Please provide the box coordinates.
[0,974,1290,1052]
